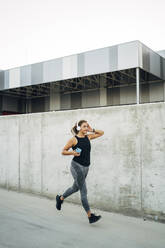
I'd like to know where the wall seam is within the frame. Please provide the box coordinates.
[139,108,144,218]
[18,117,21,192]
[41,114,43,195]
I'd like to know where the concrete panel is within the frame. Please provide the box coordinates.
[41,112,72,197]
[43,58,62,83]
[9,68,20,88]
[20,65,31,86]
[139,103,165,214]
[87,106,141,213]
[0,118,8,187]
[85,48,109,75]
[118,42,139,70]
[31,62,43,85]
[19,114,42,193]
[0,117,19,190]
[62,55,77,80]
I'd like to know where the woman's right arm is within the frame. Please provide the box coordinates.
[61,138,80,156]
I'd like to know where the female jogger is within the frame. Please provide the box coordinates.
[56,120,104,224]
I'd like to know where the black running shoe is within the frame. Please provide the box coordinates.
[88,213,102,224]
[56,195,64,210]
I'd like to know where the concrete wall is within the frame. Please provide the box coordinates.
[0,102,165,221]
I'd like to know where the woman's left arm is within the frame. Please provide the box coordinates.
[87,124,104,140]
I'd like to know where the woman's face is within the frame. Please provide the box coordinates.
[80,122,88,134]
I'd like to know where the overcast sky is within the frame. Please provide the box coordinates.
[0,0,164,69]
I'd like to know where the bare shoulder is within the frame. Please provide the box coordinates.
[68,136,76,144]
[71,136,77,146]
[63,136,76,151]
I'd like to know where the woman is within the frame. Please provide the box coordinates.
[56,120,104,224]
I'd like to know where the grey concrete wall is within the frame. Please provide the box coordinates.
[0,102,165,221]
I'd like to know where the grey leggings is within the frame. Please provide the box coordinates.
[62,160,90,213]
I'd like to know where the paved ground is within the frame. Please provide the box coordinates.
[0,188,165,248]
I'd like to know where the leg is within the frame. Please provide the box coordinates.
[80,180,91,214]
[75,165,91,215]
[62,181,79,199]
[62,161,80,199]
[61,160,91,216]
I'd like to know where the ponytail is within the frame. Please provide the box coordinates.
[71,123,79,135]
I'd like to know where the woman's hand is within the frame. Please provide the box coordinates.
[72,151,81,156]
[87,123,93,132]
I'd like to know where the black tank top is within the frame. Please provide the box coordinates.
[72,135,91,167]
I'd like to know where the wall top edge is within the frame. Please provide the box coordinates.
[0,102,165,119]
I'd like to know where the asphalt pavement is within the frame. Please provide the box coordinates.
[0,188,165,248]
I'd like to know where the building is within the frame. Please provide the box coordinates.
[0,40,165,115]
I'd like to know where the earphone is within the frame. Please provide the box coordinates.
[76,122,81,131]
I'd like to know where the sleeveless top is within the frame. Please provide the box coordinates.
[72,135,91,167]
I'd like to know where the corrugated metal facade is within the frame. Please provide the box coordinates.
[0,40,164,91]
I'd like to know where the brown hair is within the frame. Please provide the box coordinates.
[71,120,87,135]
